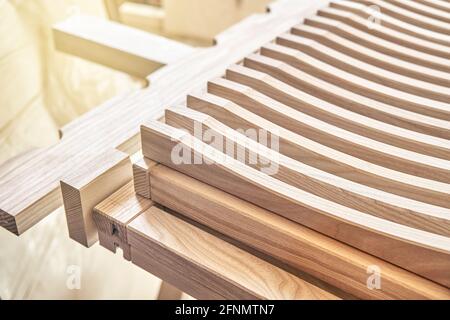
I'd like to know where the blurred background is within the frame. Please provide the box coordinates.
[0,0,272,299]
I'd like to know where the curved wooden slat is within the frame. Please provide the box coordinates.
[165,106,450,237]
[351,0,450,34]
[304,15,450,72]
[317,7,450,58]
[291,24,450,87]
[383,0,450,24]
[275,33,450,102]
[149,164,450,299]
[198,81,449,208]
[414,0,450,13]
[330,1,450,46]
[141,121,450,287]
[252,45,450,121]
[224,64,450,183]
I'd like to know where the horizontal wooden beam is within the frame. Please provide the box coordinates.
[53,14,194,78]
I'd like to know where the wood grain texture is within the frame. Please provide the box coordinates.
[304,15,450,72]
[148,164,450,299]
[351,0,450,35]
[330,1,450,46]
[128,207,338,300]
[291,24,450,87]
[260,41,450,143]
[382,0,450,24]
[93,181,153,260]
[165,106,450,237]
[317,7,450,58]
[141,121,450,287]
[60,149,132,247]
[414,0,450,13]
[274,33,450,102]
[132,156,157,199]
[225,64,450,183]
[188,89,450,208]
[53,14,194,78]
[0,0,328,235]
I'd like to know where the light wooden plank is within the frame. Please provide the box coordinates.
[165,106,450,236]
[133,157,157,199]
[141,121,450,287]
[414,0,450,13]
[330,1,450,46]
[351,0,450,34]
[128,207,338,300]
[60,149,132,247]
[53,14,194,78]
[383,0,450,24]
[148,164,450,299]
[226,63,450,182]
[304,15,450,72]
[291,24,450,87]
[93,181,153,259]
[0,0,327,235]
[189,89,450,208]
[318,7,450,59]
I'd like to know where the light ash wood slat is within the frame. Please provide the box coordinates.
[383,0,450,24]
[304,15,450,72]
[141,121,450,287]
[225,64,450,183]
[93,181,153,260]
[351,0,450,34]
[317,7,450,59]
[414,0,450,13]
[189,89,450,208]
[265,39,450,142]
[53,15,195,78]
[330,1,450,46]
[275,33,450,102]
[0,0,327,235]
[128,206,338,300]
[133,157,157,199]
[148,164,450,299]
[253,46,450,121]
[165,107,450,237]
[291,24,450,87]
[60,149,132,247]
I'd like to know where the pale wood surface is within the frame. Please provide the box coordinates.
[132,157,157,199]
[414,0,450,13]
[0,0,328,236]
[148,164,450,299]
[128,206,339,300]
[141,121,450,287]
[93,181,153,259]
[383,0,450,24]
[165,107,450,237]
[60,149,132,247]
[188,89,450,208]
[53,14,195,78]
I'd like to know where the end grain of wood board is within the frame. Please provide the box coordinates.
[60,149,132,247]
[93,181,153,260]
[291,24,450,87]
[148,164,450,299]
[128,207,338,300]
[330,1,450,46]
[304,15,450,72]
[225,64,450,183]
[140,121,450,287]
[133,157,157,199]
[189,88,450,208]
[165,106,450,237]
